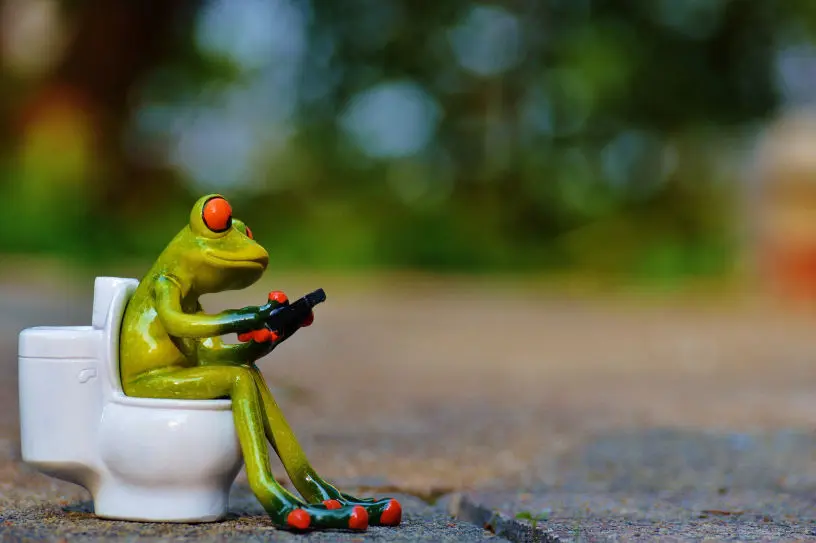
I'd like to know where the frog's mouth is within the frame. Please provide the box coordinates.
[205,252,269,270]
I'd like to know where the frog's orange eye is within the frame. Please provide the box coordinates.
[245,226,254,240]
[202,197,232,232]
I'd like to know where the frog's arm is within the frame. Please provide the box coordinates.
[197,336,275,366]
[154,275,261,338]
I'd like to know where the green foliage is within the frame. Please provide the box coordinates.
[515,510,551,542]
[0,0,807,280]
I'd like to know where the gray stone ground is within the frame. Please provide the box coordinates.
[455,429,816,541]
[0,479,498,542]
[4,265,816,541]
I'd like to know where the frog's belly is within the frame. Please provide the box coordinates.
[119,311,191,385]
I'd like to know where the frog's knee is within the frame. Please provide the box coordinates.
[227,366,256,394]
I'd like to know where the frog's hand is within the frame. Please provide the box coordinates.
[236,291,290,343]
[154,275,261,338]
[237,290,313,343]
[264,290,318,342]
[237,328,279,343]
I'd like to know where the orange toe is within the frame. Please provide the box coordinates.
[286,509,310,530]
[380,499,402,526]
[349,505,368,530]
[323,499,342,510]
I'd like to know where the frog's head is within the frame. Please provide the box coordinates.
[173,194,269,294]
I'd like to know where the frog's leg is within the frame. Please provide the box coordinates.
[125,366,369,531]
[247,366,402,526]
[196,336,273,366]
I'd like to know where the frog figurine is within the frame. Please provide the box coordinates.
[119,194,401,531]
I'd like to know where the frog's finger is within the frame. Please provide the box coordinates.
[301,311,315,327]
[237,328,279,343]
[258,292,288,321]
[268,291,289,305]
[252,328,280,343]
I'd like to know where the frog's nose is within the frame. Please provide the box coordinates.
[255,247,270,268]
[242,242,269,267]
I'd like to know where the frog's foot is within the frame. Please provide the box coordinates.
[323,495,402,526]
[272,503,369,532]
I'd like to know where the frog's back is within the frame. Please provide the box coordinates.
[119,273,189,386]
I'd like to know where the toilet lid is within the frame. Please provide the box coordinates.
[19,326,97,359]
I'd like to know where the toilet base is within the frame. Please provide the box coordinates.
[93,482,232,523]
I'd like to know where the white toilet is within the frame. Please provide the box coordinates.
[18,277,244,523]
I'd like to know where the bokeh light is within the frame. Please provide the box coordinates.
[340,81,441,159]
[0,0,813,290]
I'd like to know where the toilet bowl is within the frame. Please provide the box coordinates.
[18,277,244,522]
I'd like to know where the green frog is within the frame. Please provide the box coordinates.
[119,194,401,531]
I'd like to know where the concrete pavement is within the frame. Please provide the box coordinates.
[4,267,816,541]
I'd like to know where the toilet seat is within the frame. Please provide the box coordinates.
[109,394,234,410]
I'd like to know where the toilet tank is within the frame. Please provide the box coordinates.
[18,326,103,486]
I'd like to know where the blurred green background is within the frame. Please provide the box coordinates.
[0,0,813,286]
